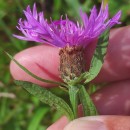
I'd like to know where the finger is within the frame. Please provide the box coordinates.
[10,26,130,86]
[10,45,61,87]
[47,80,130,130]
[92,79,130,115]
[64,116,130,130]
[47,116,68,130]
[92,25,130,83]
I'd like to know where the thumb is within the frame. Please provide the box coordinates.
[64,116,130,130]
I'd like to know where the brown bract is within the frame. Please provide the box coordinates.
[59,45,86,82]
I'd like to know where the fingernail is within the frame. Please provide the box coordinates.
[64,120,108,130]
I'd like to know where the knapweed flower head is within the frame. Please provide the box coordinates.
[13,2,122,82]
[13,2,121,48]
[12,2,122,120]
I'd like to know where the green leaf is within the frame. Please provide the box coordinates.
[79,85,98,116]
[69,86,79,118]
[85,29,110,83]
[28,107,49,130]
[5,52,67,87]
[15,80,74,120]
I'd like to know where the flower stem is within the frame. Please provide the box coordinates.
[69,85,79,119]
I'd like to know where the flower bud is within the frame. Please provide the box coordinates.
[59,45,86,82]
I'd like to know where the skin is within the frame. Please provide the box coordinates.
[10,26,130,130]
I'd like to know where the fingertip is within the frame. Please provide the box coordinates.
[10,45,61,87]
[64,116,130,130]
[64,117,107,130]
[47,116,68,130]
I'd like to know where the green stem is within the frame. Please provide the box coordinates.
[79,85,98,116]
[69,85,79,119]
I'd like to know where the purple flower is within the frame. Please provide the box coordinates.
[13,2,121,48]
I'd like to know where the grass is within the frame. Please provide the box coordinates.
[0,0,129,129]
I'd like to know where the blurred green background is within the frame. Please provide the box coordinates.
[0,0,130,130]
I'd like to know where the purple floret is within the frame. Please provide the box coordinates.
[13,2,121,48]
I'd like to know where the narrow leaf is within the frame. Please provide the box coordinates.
[28,107,49,130]
[85,29,110,83]
[6,52,66,87]
[69,86,79,118]
[15,80,74,120]
[79,85,98,116]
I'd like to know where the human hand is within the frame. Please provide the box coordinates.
[10,26,130,130]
